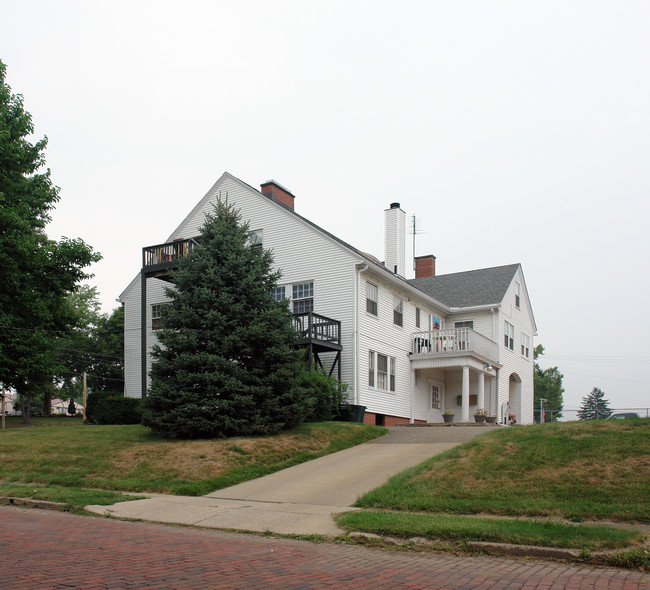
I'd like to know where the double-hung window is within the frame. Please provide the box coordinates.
[393,296,403,327]
[292,283,314,313]
[271,286,286,302]
[366,282,378,316]
[521,333,530,358]
[504,321,515,350]
[151,304,168,330]
[368,351,396,392]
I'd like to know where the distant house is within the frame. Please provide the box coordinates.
[120,172,537,425]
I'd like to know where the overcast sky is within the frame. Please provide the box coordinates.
[3,0,649,415]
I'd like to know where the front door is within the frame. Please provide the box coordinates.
[427,381,444,422]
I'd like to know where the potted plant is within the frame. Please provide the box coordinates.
[442,410,455,423]
[485,411,497,424]
[474,408,487,423]
[508,413,517,425]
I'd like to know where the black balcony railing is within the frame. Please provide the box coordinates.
[292,312,341,347]
[142,238,200,274]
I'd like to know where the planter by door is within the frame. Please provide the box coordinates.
[486,416,497,424]
[443,414,455,423]
[474,414,486,423]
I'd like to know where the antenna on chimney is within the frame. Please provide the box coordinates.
[409,215,426,270]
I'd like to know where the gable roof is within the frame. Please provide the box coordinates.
[409,264,521,308]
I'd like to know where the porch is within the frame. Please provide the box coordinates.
[409,328,501,424]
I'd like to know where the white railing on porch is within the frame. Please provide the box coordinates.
[411,328,498,361]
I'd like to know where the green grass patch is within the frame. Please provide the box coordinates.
[335,511,644,551]
[0,483,143,507]
[0,420,386,496]
[355,419,650,523]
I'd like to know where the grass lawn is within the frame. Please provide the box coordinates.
[353,419,650,523]
[0,418,386,496]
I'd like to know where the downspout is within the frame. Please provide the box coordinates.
[355,263,368,406]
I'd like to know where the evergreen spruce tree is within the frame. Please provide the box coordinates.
[577,387,612,420]
[142,199,309,438]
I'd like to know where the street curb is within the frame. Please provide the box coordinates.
[0,496,68,511]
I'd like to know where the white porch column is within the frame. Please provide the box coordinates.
[477,372,485,411]
[461,365,470,422]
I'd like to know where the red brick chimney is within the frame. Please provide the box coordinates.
[260,180,295,211]
[414,254,436,278]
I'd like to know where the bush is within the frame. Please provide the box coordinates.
[86,391,142,425]
[300,370,350,422]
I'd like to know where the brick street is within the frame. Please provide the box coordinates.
[1,507,648,589]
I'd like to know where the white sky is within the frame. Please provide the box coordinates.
[2,0,649,414]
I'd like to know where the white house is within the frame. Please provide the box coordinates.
[119,172,537,425]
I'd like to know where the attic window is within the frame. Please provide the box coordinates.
[248,229,263,247]
[515,282,521,308]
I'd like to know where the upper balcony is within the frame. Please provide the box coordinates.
[292,312,342,351]
[142,238,200,279]
[411,328,499,365]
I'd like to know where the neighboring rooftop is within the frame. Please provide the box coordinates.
[409,263,520,308]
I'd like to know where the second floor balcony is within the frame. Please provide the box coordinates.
[411,328,498,364]
[142,238,200,278]
[292,312,342,350]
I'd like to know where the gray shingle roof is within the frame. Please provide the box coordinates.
[409,264,521,308]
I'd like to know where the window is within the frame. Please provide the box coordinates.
[504,321,515,350]
[431,384,440,409]
[415,307,421,328]
[393,297,403,327]
[515,282,521,308]
[366,282,378,316]
[271,286,286,302]
[248,229,263,247]
[521,333,530,358]
[292,282,313,313]
[454,320,474,329]
[151,304,168,330]
[369,351,396,392]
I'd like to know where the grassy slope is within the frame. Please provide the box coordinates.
[0,419,386,496]
[354,419,650,523]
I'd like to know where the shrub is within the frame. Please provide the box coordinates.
[300,370,350,422]
[86,391,142,425]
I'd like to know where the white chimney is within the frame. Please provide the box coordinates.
[384,202,406,277]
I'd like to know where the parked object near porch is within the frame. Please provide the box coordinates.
[347,405,366,423]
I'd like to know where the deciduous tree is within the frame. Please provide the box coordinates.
[533,345,564,422]
[0,61,100,423]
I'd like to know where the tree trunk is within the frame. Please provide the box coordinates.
[19,394,31,425]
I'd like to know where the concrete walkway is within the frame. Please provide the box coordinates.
[86,426,488,536]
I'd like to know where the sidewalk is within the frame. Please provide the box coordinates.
[85,426,485,535]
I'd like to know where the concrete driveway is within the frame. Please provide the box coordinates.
[86,426,490,536]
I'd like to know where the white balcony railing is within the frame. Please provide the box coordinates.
[411,328,498,361]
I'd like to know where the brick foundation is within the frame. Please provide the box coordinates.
[362,412,425,427]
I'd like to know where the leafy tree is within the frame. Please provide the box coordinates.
[577,387,612,420]
[142,199,310,438]
[57,287,124,397]
[533,345,564,422]
[0,60,100,423]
